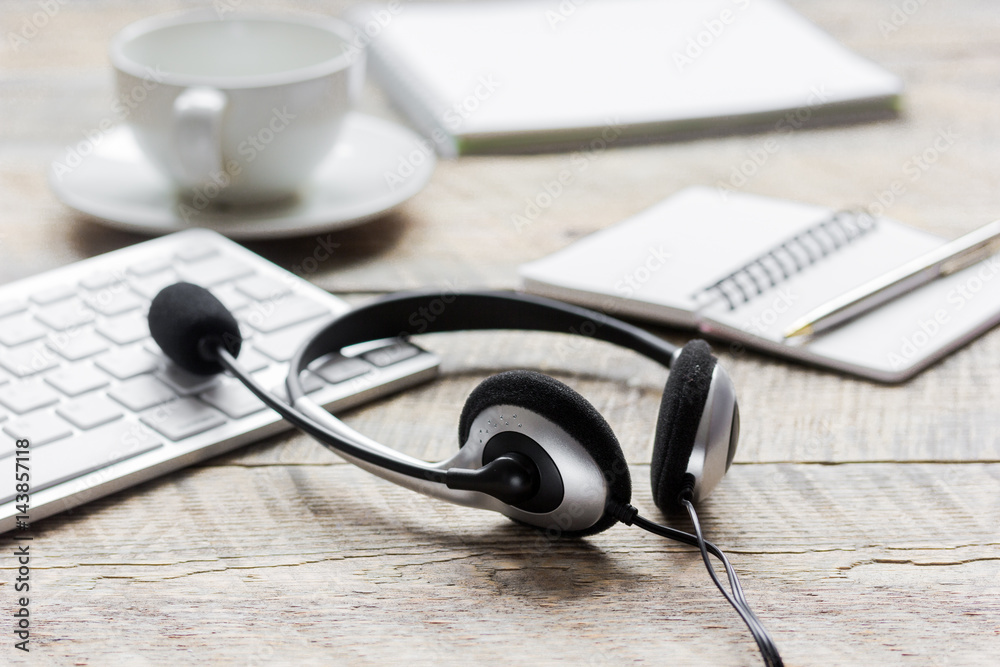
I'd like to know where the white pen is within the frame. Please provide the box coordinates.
[784,219,1000,338]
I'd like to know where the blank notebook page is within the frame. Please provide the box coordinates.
[366,0,903,136]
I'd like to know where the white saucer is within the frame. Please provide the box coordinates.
[49,113,436,239]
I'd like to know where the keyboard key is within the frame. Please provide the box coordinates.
[157,364,220,395]
[362,342,421,367]
[45,363,110,397]
[244,295,327,334]
[30,283,74,305]
[84,288,144,316]
[0,343,59,377]
[0,379,61,414]
[57,393,124,430]
[0,314,48,347]
[251,365,287,396]
[209,284,251,312]
[140,397,226,441]
[128,269,180,300]
[0,298,27,318]
[0,420,16,457]
[299,371,325,394]
[312,354,371,384]
[234,346,270,373]
[47,329,110,361]
[175,243,218,263]
[34,298,96,330]
[239,320,255,342]
[95,312,149,345]
[95,347,161,380]
[235,275,291,301]
[2,411,73,449]
[128,256,173,277]
[0,419,162,504]
[270,370,324,402]
[200,379,266,419]
[253,321,321,362]
[79,270,124,291]
[178,255,253,287]
[108,375,176,411]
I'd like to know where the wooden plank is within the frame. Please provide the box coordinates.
[4,462,997,666]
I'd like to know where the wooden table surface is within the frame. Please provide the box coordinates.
[2,1,999,665]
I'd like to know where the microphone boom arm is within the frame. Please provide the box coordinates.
[217,347,537,508]
[215,347,450,484]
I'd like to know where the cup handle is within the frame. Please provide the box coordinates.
[172,87,228,188]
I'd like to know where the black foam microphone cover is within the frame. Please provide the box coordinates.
[149,282,242,375]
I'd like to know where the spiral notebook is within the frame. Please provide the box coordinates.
[519,188,1000,382]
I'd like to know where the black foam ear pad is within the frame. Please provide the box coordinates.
[650,340,717,511]
[458,370,631,537]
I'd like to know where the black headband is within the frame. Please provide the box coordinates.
[287,290,678,401]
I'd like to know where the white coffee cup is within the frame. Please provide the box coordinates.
[110,11,361,205]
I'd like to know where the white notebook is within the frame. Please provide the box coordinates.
[348,0,903,155]
[520,188,1000,382]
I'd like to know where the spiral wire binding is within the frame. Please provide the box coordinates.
[693,210,877,311]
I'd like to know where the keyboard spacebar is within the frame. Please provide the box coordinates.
[0,420,162,505]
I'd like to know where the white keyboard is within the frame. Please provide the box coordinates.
[0,229,439,532]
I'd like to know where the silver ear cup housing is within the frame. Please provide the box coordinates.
[461,405,610,534]
[292,396,616,535]
[685,363,740,502]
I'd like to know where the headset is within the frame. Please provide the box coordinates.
[148,283,783,667]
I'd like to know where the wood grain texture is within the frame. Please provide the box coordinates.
[3,463,999,666]
[1,0,999,665]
